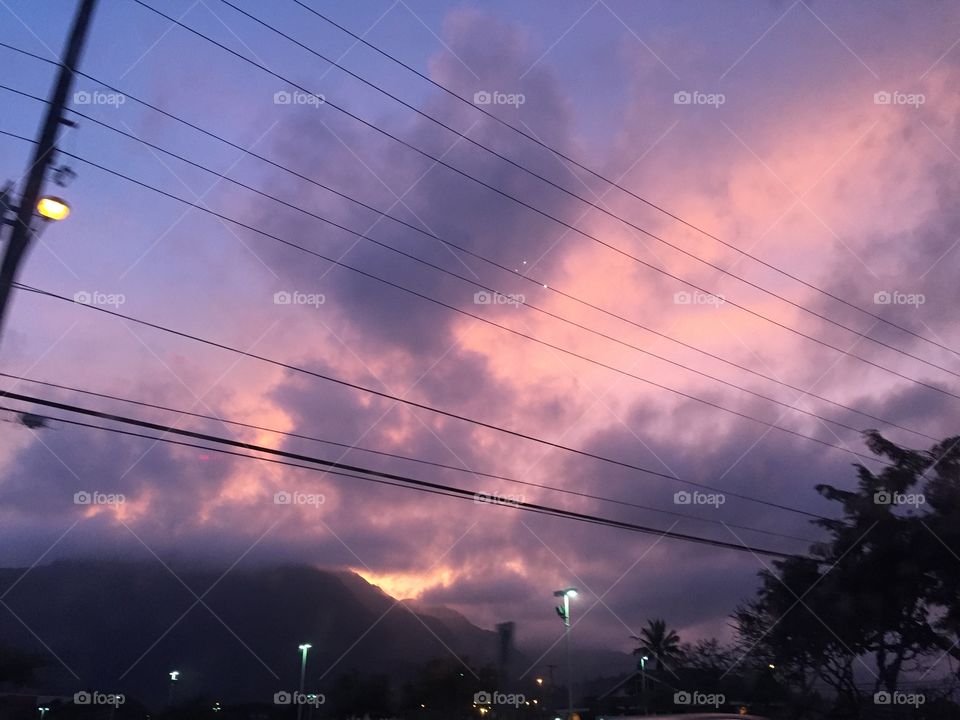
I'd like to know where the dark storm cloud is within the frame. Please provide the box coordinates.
[3,0,960,659]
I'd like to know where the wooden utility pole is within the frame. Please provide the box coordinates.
[0,0,98,343]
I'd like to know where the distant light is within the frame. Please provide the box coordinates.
[536,677,543,685]
[36,196,70,221]
[768,663,776,669]
[169,670,180,681]
[299,643,312,651]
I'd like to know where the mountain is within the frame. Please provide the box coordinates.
[0,560,635,710]
[0,560,502,707]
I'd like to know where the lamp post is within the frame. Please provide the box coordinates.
[168,670,179,706]
[37,708,49,719]
[298,643,312,720]
[639,655,648,715]
[553,588,577,719]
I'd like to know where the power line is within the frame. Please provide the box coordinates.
[0,392,811,559]
[10,279,835,521]
[0,128,913,462]
[58,92,940,443]
[0,371,819,543]
[2,22,950,381]
[0,93,932,446]
[288,0,960,361]
[0,50,946,442]
[135,0,960,382]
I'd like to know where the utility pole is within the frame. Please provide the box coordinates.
[0,0,98,343]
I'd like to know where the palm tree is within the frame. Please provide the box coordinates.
[631,618,683,672]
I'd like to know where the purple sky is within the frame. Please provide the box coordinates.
[1,0,959,660]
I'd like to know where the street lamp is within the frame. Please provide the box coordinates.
[168,670,179,706]
[553,588,577,720]
[639,655,648,715]
[36,196,70,221]
[37,708,49,719]
[298,643,312,720]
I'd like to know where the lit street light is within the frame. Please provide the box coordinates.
[553,588,577,719]
[298,643,312,720]
[168,670,179,706]
[36,196,70,221]
[639,655,648,715]
[37,708,49,719]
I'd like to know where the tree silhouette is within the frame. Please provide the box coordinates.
[735,431,960,718]
[631,618,683,672]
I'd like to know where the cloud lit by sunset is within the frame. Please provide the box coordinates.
[1,1,959,716]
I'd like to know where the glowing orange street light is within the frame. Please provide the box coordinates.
[36,196,70,221]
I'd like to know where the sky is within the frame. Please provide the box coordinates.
[0,0,959,666]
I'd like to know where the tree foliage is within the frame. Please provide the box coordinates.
[631,618,683,672]
[733,431,960,717]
